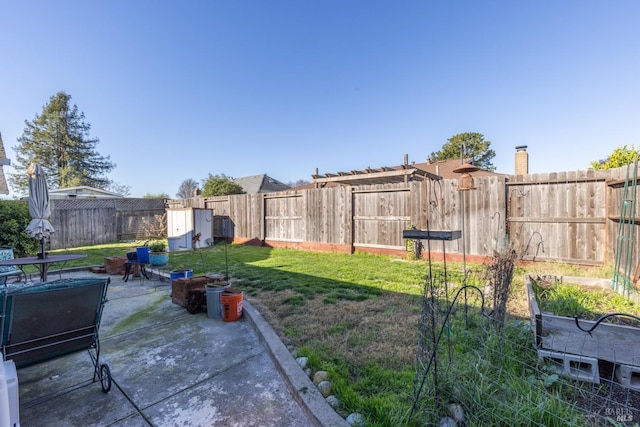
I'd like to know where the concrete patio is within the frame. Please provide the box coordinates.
[9,270,348,426]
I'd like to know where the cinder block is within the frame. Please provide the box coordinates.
[615,364,640,391]
[538,349,565,375]
[538,349,600,384]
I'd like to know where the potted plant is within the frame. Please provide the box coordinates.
[148,240,169,266]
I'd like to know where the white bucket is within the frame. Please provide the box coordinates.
[0,359,19,427]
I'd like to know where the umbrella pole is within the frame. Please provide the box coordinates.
[40,238,45,259]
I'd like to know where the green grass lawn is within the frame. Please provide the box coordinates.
[52,241,623,426]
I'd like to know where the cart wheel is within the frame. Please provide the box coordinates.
[100,364,112,393]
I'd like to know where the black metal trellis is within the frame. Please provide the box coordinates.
[403,227,463,419]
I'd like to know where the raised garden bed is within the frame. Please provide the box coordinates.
[171,275,219,314]
[104,256,128,275]
[526,274,640,390]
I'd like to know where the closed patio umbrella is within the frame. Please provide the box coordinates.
[25,163,55,258]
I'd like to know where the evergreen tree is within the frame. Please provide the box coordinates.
[429,132,496,171]
[9,91,115,194]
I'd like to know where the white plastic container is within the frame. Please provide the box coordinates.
[0,358,19,427]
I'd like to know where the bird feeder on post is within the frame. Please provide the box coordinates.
[452,162,479,191]
[453,154,479,281]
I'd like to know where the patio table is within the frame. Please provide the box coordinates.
[0,254,87,282]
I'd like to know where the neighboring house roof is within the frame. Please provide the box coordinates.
[0,132,10,195]
[48,186,123,199]
[233,174,291,194]
[310,157,503,187]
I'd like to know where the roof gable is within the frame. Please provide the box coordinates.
[233,174,290,194]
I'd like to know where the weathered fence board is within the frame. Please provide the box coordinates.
[201,196,232,238]
[305,187,351,245]
[353,185,411,250]
[228,193,264,242]
[506,169,612,265]
[49,198,165,249]
[265,193,304,242]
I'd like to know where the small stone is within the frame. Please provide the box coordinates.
[304,368,312,377]
[346,413,364,426]
[316,380,331,397]
[325,395,340,409]
[313,370,329,385]
[437,416,457,427]
[296,356,308,369]
[447,403,464,424]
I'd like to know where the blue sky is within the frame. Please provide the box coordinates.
[1,1,639,197]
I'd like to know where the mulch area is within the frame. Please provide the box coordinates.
[573,362,640,426]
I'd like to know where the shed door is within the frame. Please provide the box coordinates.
[168,210,193,250]
[194,209,214,247]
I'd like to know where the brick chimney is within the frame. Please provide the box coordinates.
[515,145,528,175]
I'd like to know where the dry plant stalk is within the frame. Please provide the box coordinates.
[141,213,167,239]
[484,244,519,330]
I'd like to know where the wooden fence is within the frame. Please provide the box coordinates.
[49,198,166,249]
[167,166,635,265]
[39,165,637,265]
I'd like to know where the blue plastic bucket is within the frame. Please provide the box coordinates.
[170,269,193,282]
[136,247,150,264]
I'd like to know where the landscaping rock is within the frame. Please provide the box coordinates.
[437,417,457,427]
[346,413,364,426]
[325,395,340,409]
[447,403,464,424]
[296,356,308,369]
[313,370,329,385]
[317,380,331,397]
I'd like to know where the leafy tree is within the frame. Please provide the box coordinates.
[0,200,40,257]
[176,178,200,198]
[143,192,170,199]
[590,145,640,170]
[429,132,496,171]
[9,91,115,194]
[201,174,245,197]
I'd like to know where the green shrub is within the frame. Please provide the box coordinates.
[148,240,167,252]
[0,200,40,257]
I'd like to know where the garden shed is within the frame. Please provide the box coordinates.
[166,208,213,250]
